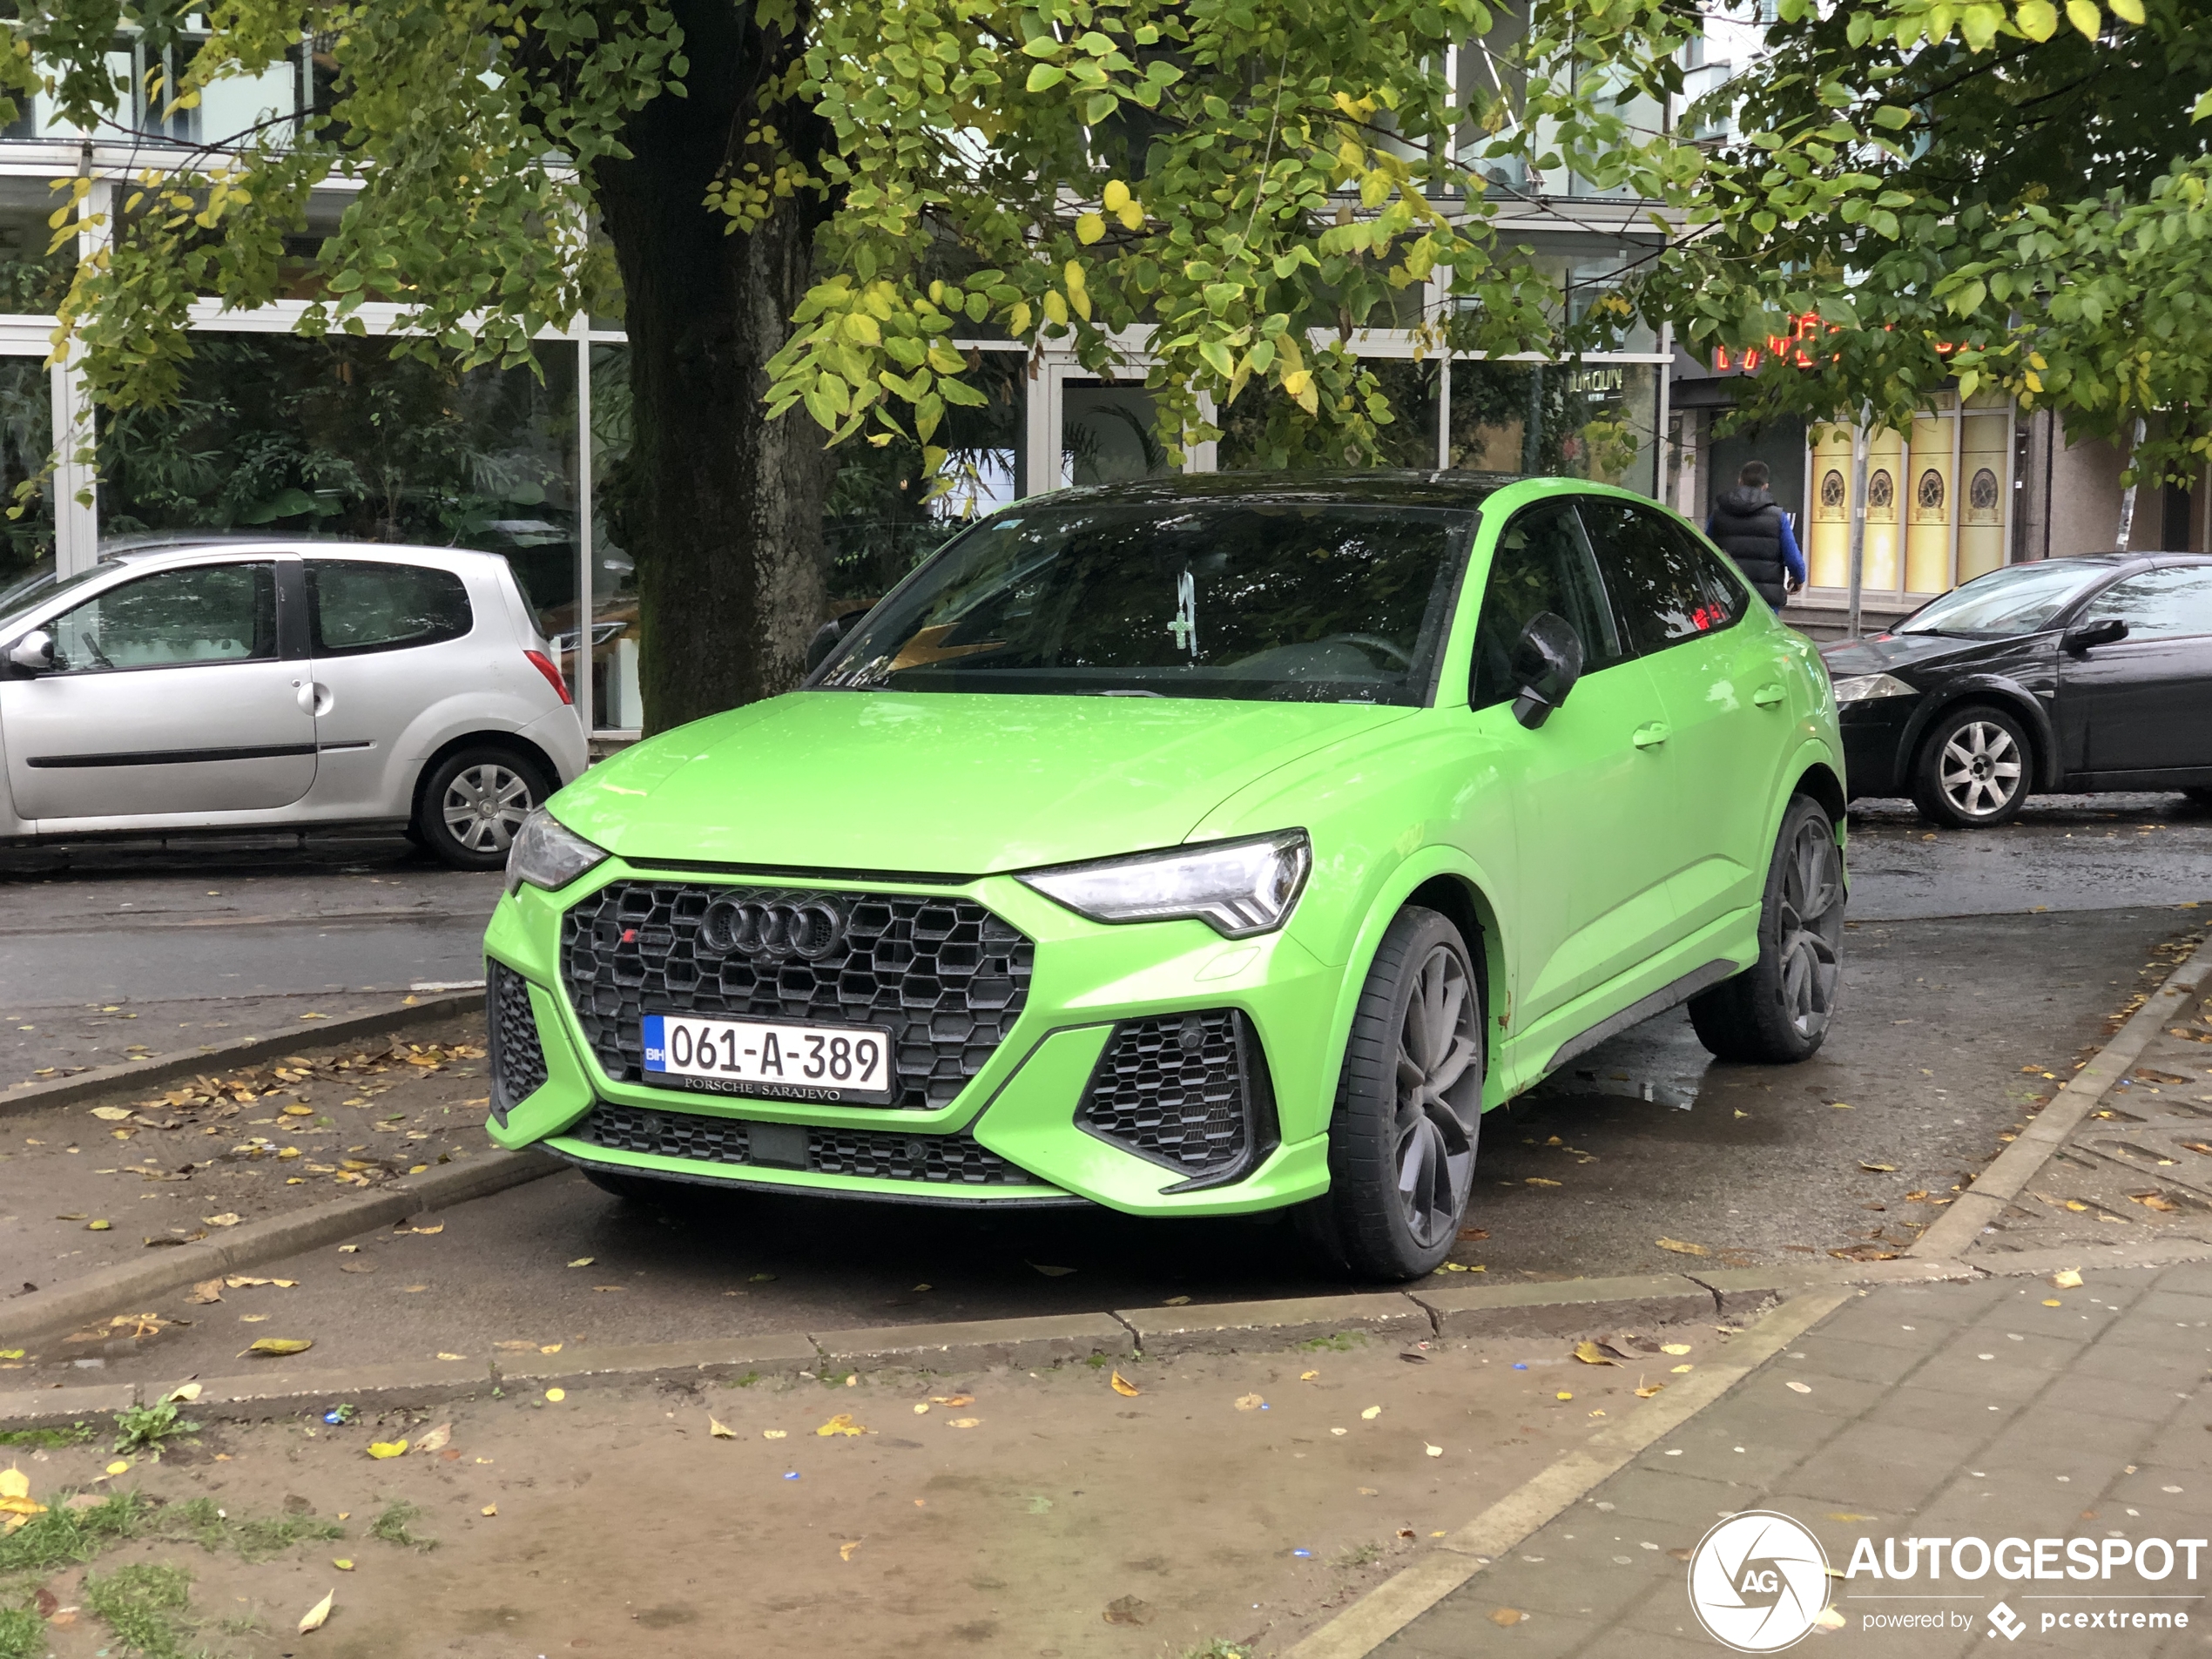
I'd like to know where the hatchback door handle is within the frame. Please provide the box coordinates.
[1632,721,1672,750]
[1753,684,1786,709]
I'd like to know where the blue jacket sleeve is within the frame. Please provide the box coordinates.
[1777,513,1807,584]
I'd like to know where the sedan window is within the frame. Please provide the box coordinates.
[307,559,473,655]
[2071,567,2212,640]
[44,562,276,673]
[1898,560,2107,636]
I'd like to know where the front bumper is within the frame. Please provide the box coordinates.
[480,859,1343,1217]
[1837,698,1919,799]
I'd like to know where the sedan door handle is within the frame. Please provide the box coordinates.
[1753,684,1786,709]
[1632,721,1672,750]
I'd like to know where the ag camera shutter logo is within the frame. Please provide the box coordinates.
[1689,1510,1832,1652]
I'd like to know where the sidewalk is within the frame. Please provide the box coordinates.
[1375,1260,2212,1657]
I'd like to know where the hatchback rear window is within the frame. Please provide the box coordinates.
[308,560,473,655]
[815,501,1474,705]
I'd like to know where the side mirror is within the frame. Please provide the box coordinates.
[806,608,871,673]
[1509,612,1584,730]
[4,628,53,676]
[2062,617,2128,654]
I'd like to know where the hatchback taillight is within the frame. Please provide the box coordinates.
[524,649,573,705]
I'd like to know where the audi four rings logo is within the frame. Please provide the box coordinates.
[698,898,847,960]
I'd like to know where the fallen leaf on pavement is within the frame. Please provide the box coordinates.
[1828,1513,1877,1521]
[435,1352,464,1361]
[244,1338,312,1357]
[1859,1162,1896,1172]
[1635,1383,1665,1399]
[401,1221,444,1236]
[1813,1608,1847,1630]
[1489,1608,1525,1627]
[913,1403,929,1414]
[567,1258,594,1268]
[226,1277,273,1288]
[366,1440,408,1460]
[709,1417,735,1439]
[1109,1371,1140,1398]
[1525,1177,1561,1187]
[1299,1371,1319,1381]
[930,1394,973,1407]
[1161,1294,1190,1305]
[203,1214,240,1228]
[840,1541,861,1561]
[1555,1392,1573,1401]
[762,1430,787,1440]
[186,1279,223,1305]
[239,1315,269,1325]
[539,1343,561,1354]
[415,1424,451,1454]
[1660,1343,1692,1355]
[1830,1101,1853,1109]
[946,1418,981,1429]
[1672,1364,1694,1373]
[89,1108,132,1122]
[481,1505,496,1516]
[2131,1192,2179,1212]
[2044,1298,2063,1307]
[1458,1227,1489,1241]
[84,1221,110,1232]
[1785,1381,1812,1394]
[1234,1393,1265,1411]
[298,1589,334,1634]
[1829,1244,1900,1262]
[165,1383,201,1404]
[816,1414,867,1437]
[1656,1238,1709,1257]
[1425,1443,1443,1458]
[544,1389,565,1402]
[1360,1406,1381,1420]
[1102,1596,1154,1626]
[1573,1340,1618,1366]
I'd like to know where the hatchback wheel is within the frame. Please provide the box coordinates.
[1298,907,1483,1281]
[1689,795,1844,1063]
[1912,704,2031,827]
[416,746,549,871]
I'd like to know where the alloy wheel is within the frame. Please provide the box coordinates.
[1392,943,1480,1251]
[1776,814,1844,1042]
[1938,719,2022,819]
[442,762,535,853]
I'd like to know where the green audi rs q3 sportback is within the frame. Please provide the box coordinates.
[482,472,1846,1279]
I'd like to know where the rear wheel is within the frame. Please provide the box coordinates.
[1912,703,2032,828]
[1298,907,1483,1282]
[415,745,549,871]
[1689,795,1844,1063]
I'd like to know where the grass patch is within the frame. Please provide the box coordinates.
[0,1490,157,1575]
[82,1562,194,1659]
[1181,1643,1254,1659]
[816,1368,856,1388]
[1332,1541,1383,1568]
[0,1423,96,1450]
[368,1501,436,1551]
[112,1402,200,1460]
[158,1498,342,1564]
[0,1607,44,1659]
[1298,1332,1362,1352]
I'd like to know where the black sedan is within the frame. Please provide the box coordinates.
[1820,552,2212,827]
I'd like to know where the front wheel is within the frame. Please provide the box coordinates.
[1689,795,1845,1063]
[415,746,550,871]
[1912,703,2032,827]
[1298,907,1484,1281]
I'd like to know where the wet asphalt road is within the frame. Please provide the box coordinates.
[8,792,2209,1384]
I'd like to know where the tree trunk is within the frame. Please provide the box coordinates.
[590,0,833,737]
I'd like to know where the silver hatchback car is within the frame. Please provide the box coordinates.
[0,540,588,868]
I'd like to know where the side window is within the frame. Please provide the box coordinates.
[1472,502,1627,710]
[307,560,473,655]
[1579,499,1733,652]
[46,562,276,674]
[1670,520,1748,629]
[2074,568,2212,640]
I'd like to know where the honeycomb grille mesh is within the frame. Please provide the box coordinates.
[486,962,549,1116]
[559,881,1034,1109]
[572,1102,1037,1187]
[1079,1010,1252,1174]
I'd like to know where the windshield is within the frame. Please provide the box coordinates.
[815,499,1474,705]
[1898,560,2110,637]
[0,562,112,640]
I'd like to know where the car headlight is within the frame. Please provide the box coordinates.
[1018,830,1312,939]
[1829,671,1919,705]
[504,808,609,896]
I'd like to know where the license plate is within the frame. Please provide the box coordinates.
[641,1013,896,1104]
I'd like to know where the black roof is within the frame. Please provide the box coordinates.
[1042,468,1525,511]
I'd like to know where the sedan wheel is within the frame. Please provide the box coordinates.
[1912,703,2033,829]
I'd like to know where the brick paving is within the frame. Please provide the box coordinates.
[1379,1264,2212,1657]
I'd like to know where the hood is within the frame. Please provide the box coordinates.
[1818,629,2033,680]
[1712,487,1777,519]
[552,691,1416,874]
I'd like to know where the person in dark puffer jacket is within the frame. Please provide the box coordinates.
[1704,460,1806,610]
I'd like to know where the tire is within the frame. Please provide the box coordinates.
[1297,907,1484,1282]
[414,745,550,871]
[581,1166,671,1204]
[1910,703,2032,828]
[1688,795,1845,1064]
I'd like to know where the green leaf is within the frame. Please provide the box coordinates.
[1197,340,1235,378]
[1871,105,1914,130]
[2064,0,2101,36]
[1020,36,1062,57]
[1083,92,1118,124]
[1025,64,1065,91]
[2014,0,2058,38]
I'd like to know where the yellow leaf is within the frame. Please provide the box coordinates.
[1300,1371,1319,1381]
[1672,1364,1694,1373]
[1360,1406,1381,1420]
[89,1107,132,1121]
[539,1344,561,1355]
[2108,0,2144,20]
[1860,1162,1896,1172]
[840,1540,862,1561]
[913,1403,929,1414]
[567,1257,594,1268]
[1281,369,1312,397]
[0,1470,26,1501]
[1075,212,1105,245]
[1425,1443,1443,1458]
[1109,1370,1140,1397]
[544,1388,565,1403]
[165,1383,201,1404]
[1830,1101,1854,1109]
[1660,1343,1692,1355]
[1635,1384,1665,1398]
[1573,1340,1618,1366]
[1116,201,1144,232]
[415,1423,450,1453]
[1234,1393,1265,1411]
[2043,1298,2062,1306]
[816,1413,867,1437]
[762,1429,787,1440]
[945,1417,981,1429]
[298,1588,334,1635]
[1042,291,1069,327]
[366,1440,408,1460]
[1525,1177,1562,1188]
[333,1558,354,1570]
[86,1220,110,1231]
[104,1460,129,1476]
[203,1213,240,1227]
[709,1417,735,1439]
[930,1394,974,1407]
[244,1338,313,1357]
[481,1505,496,1516]
[1555,1392,1574,1401]
[1656,1238,1709,1257]
[1103,179,1130,212]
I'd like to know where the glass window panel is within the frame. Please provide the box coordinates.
[582,341,640,730]
[306,558,472,654]
[188,54,299,149]
[2077,568,2212,640]
[49,560,276,671]
[0,358,56,601]
[1448,361,1659,496]
[1578,498,1731,651]
[1473,500,1627,708]
[96,333,579,633]
[1062,381,1171,488]
[0,191,77,312]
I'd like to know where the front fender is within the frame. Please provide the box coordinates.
[1898,674,2059,789]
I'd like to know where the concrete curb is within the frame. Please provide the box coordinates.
[1,991,482,1116]
[1912,931,2212,1260]
[0,1148,562,1347]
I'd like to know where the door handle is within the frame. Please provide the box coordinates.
[1632,721,1672,750]
[1753,684,1786,709]
[295,680,333,716]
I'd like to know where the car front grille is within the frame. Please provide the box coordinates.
[570,1101,1040,1188]
[1078,1009,1271,1180]
[486,961,549,1120]
[560,880,1034,1110]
